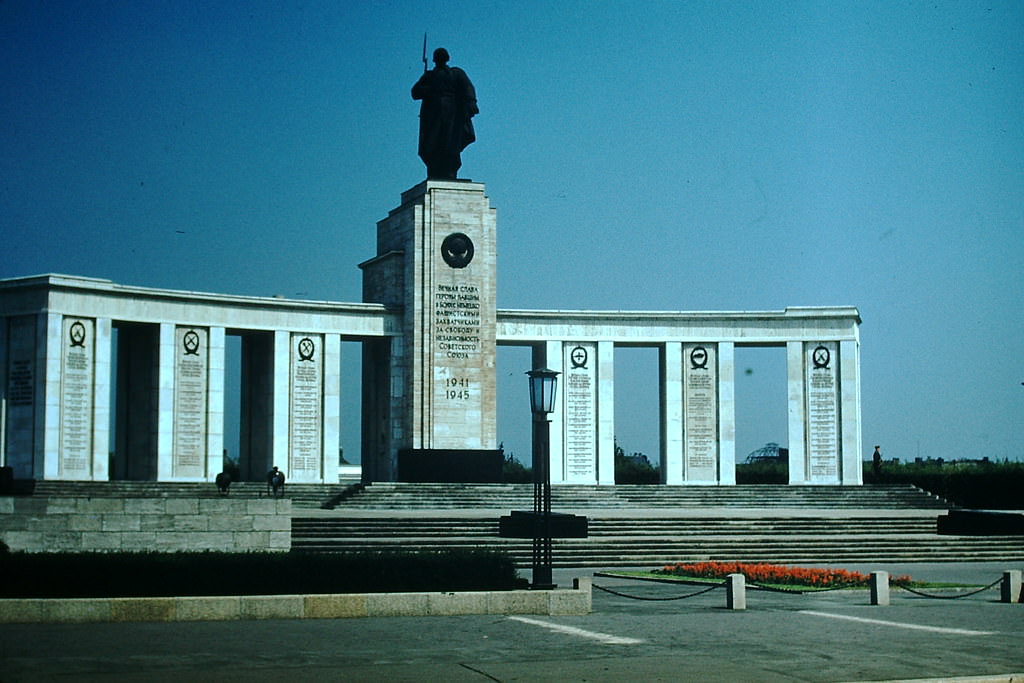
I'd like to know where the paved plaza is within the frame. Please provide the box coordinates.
[1,563,1020,682]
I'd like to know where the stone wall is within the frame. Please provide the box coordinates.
[0,579,593,623]
[0,497,290,552]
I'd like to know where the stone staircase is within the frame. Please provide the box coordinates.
[18,481,1024,565]
[330,482,950,510]
[291,484,1024,566]
[27,480,342,509]
[291,514,1024,566]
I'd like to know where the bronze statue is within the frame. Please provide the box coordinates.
[412,47,478,180]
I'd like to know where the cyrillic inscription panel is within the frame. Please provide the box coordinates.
[683,343,718,481]
[60,317,94,478]
[806,341,840,482]
[172,327,207,478]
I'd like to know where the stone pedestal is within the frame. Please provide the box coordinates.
[361,180,498,482]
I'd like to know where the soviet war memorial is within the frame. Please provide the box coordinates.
[1,4,1022,681]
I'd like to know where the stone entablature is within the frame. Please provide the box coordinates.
[0,274,400,336]
[497,306,861,343]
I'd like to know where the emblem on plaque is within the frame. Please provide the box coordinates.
[570,345,588,369]
[690,346,709,370]
[182,330,201,356]
[297,337,316,362]
[68,321,87,348]
[812,345,831,369]
[441,232,474,268]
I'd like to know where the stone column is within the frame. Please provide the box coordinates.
[322,333,341,484]
[54,316,96,480]
[41,313,62,480]
[171,326,209,480]
[92,318,112,480]
[839,339,862,485]
[206,327,225,481]
[718,342,736,485]
[156,323,175,481]
[287,332,324,482]
[786,341,807,484]
[2,316,38,478]
[270,330,290,475]
[805,341,841,484]
[660,342,684,485]
[561,341,598,484]
[681,342,720,484]
[596,341,615,485]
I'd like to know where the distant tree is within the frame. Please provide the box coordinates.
[614,438,659,484]
[501,444,532,483]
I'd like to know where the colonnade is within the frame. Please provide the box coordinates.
[498,306,862,486]
[1,275,862,486]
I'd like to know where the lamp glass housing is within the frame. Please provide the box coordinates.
[526,368,560,415]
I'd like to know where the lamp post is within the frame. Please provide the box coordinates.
[526,367,559,589]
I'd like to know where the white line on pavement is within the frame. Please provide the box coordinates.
[798,610,995,636]
[507,616,645,645]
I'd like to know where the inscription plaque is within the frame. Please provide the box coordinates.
[806,341,840,481]
[431,276,488,447]
[289,333,323,478]
[683,343,718,481]
[563,342,597,482]
[4,317,35,476]
[60,317,94,478]
[172,327,207,478]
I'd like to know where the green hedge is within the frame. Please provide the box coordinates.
[0,549,526,598]
[735,459,1023,509]
[865,461,1024,509]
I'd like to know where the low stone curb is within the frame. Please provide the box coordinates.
[0,578,592,624]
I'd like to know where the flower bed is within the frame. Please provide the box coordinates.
[654,561,912,588]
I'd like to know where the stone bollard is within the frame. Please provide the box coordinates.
[726,573,746,610]
[870,571,890,606]
[1001,570,1022,603]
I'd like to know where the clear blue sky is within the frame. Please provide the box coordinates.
[2,1,1022,466]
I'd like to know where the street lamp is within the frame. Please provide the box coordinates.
[526,367,559,589]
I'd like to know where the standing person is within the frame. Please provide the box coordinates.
[872,446,882,478]
[412,47,478,180]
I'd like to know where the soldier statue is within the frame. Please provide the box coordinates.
[412,47,478,180]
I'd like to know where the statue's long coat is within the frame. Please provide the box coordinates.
[412,65,478,175]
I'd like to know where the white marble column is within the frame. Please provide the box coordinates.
[206,327,226,481]
[40,313,62,480]
[786,341,807,484]
[839,339,863,485]
[156,323,175,481]
[660,342,684,485]
[718,342,736,485]
[323,333,341,484]
[92,318,112,480]
[270,330,291,473]
[596,341,615,485]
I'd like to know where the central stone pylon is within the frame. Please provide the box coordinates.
[359,180,499,482]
